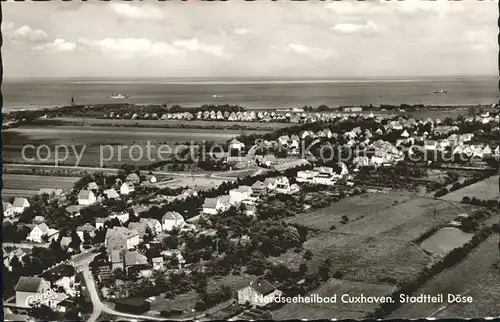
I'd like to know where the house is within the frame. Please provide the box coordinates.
[120,182,135,195]
[76,223,96,242]
[15,276,51,308]
[162,212,185,231]
[152,257,164,271]
[87,182,99,191]
[251,181,266,195]
[126,173,140,184]
[229,139,246,152]
[145,174,157,183]
[274,177,292,194]
[26,223,59,243]
[242,203,256,217]
[78,190,96,206]
[110,250,150,275]
[3,202,14,218]
[60,237,72,250]
[203,197,225,215]
[278,135,290,146]
[105,227,140,252]
[289,135,300,149]
[229,186,253,204]
[103,189,120,200]
[342,106,362,113]
[296,170,319,183]
[41,264,76,296]
[12,197,30,214]
[128,218,162,236]
[237,279,282,307]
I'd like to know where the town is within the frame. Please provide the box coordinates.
[3,103,500,321]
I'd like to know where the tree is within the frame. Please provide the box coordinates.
[69,229,82,251]
[298,263,308,276]
[303,250,313,260]
[318,258,331,281]
[30,304,60,321]
[83,231,92,246]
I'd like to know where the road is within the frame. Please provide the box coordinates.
[81,257,206,322]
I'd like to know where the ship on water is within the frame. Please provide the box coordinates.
[107,93,130,99]
[433,89,448,94]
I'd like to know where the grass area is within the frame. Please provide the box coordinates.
[3,125,242,167]
[207,274,256,296]
[388,235,500,318]
[293,194,476,286]
[148,290,199,317]
[286,193,412,231]
[272,278,397,320]
[420,227,474,256]
[49,117,288,131]
[441,175,500,202]
[2,174,80,200]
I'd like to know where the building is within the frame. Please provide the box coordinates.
[15,276,51,308]
[103,189,120,200]
[342,106,362,113]
[115,298,150,314]
[202,197,225,215]
[41,264,76,296]
[26,223,59,243]
[250,181,266,195]
[12,197,30,214]
[128,218,162,236]
[3,202,14,218]
[77,190,96,206]
[76,223,97,242]
[87,182,99,191]
[229,139,246,152]
[162,212,185,231]
[105,227,140,252]
[120,182,135,195]
[237,280,282,307]
[145,174,157,183]
[126,173,140,184]
[65,205,82,218]
[38,188,64,198]
[229,186,253,205]
[152,257,164,271]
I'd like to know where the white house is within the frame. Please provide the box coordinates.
[3,202,14,218]
[126,173,140,184]
[202,197,225,215]
[237,280,282,307]
[76,223,96,242]
[145,174,157,183]
[26,223,59,243]
[229,186,253,205]
[12,197,30,214]
[105,227,140,252]
[120,182,135,195]
[229,139,246,152]
[87,182,99,191]
[162,212,185,231]
[103,189,120,200]
[296,170,319,183]
[274,177,292,194]
[77,190,96,206]
[15,277,52,308]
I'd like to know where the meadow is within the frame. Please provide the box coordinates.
[420,227,474,256]
[3,125,245,167]
[389,235,500,318]
[2,174,80,201]
[272,278,397,320]
[441,175,500,202]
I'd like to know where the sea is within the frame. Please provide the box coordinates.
[1,76,498,112]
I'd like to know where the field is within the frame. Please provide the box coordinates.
[2,174,80,200]
[286,193,412,231]
[289,193,475,286]
[388,235,500,318]
[3,125,246,167]
[441,175,500,202]
[156,176,235,190]
[420,227,474,256]
[272,278,397,320]
[48,117,290,131]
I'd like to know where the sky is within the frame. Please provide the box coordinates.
[2,0,498,79]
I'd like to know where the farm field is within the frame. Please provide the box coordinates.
[420,227,474,256]
[272,278,397,320]
[3,125,243,167]
[2,174,80,200]
[290,194,475,286]
[388,235,500,318]
[441,175,500,202]
[157,176,234,190]
[49,117,288,131]
[286,193,412,231]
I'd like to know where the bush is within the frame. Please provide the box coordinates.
[329,225,336,230]
[434,187,449,198]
